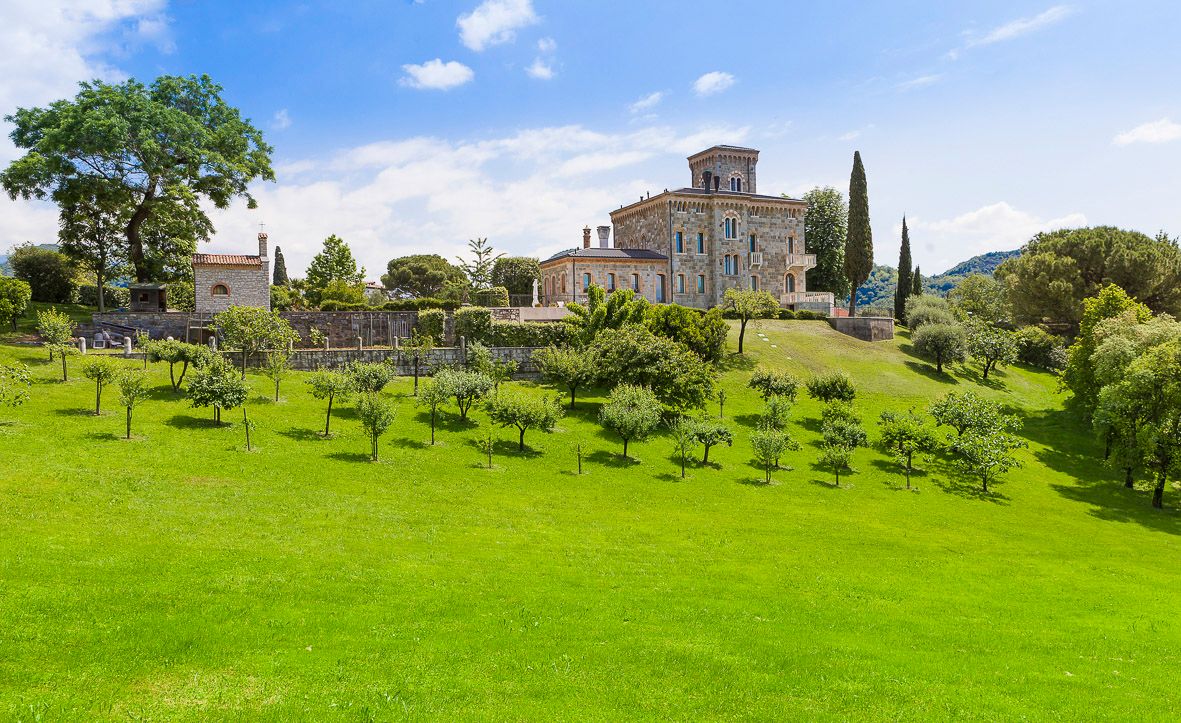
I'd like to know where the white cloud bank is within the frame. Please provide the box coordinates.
[906,201,1086,272]
[1113,118,1181,146]
[457,0,539,51]
[693,71,735,97]
[948,4,1075,59]
[400,59,474,90]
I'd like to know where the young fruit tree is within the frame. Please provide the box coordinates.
[434,368,494,421]
[912,322,968,374]
[187,357,248,425]
[485,392,565,451]
[81,357,118,415]
[36,307,75,373]
[750,428,799,484]
[264,351,291,402]
[819,402,867,486]
[759,396,793,433]
[532,345,594,408]
[213,306,298,378]
[144,339,216,391]
[966,322,1019,381]
[417,379,451,445]
[818,443,855,487]
[722,288,780,354]
[805,371,857,404]
[877,409,939,489]
[402,329,435,396]
[117,370,150,440]
[748,368,799,401]
[599,384,662,460]
[950,424,1026,494]
[356,394,396,461]
[306,368,353,436]
[929,391,1002,437]
[668,417,701,478]
[691,417,733,464]
[0,362,31,415]
[347,361,393,395]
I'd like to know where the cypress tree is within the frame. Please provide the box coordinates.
[843,151,873,316]
[273,246,289,286]
[912,266,923,296]
[894,216,913,321]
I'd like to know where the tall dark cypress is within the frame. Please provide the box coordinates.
[273,246,289,286]
[894,216,913,321]
[912,266,923,296]
[843,151,873,316]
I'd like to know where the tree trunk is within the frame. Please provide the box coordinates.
[1152,471,1166,509]
[413,355,420,396]
[519,427,526,452]
[96,265,106,313]
[622,438,629,459]
[125,186,155,283]
[240,349,248,378]
[569,387,576,409]
[95,382,102,415]
[372,434,379,461]
[680,452,686,478]
[325,396,333,436]
[169,364,178,391]
[982,361,991,380]
[982,476,989,493]
[430,411,436,445]
[905,452,912,489]
[125,407,132,439]
[61,354,68,381]
[1125,467,1134,488]
[737,318,747,354]
[274,379,280,402]
[848,289,857,318]
[243,407,251,451]
[702,444,711,464]
[835,466,841,486]
[935,356,943,374]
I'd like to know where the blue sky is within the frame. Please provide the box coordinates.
[1,0,1179,279]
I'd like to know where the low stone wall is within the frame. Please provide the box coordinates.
[92,311,190,339]
[281,311,419,347]
[245,345,543,377]
[827,316,895,342]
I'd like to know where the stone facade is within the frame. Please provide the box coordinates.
[540,251,669,305]
[539,146,835,312]
[193,232,272,314]
[827,316,895,342]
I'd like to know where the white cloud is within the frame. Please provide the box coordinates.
[629,91,665,114]
[537,36,556,53]
[838,129,863,141]
[131,14,175,54]
[693,71,735,96]
[0,0,168,251]
[525,58,554,80]
[400,59,474,90]
[968,5,1075,47]
[272,109,292,130]
[906,202,1086,271]
[896,73,942,91]
[1113,118,1181,146]
[457,0,539,51]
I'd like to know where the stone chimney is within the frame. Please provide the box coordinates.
[597,225,611,248]
[582,226,591,248]
[258,231,269,260]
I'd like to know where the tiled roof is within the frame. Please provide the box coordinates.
[192,253,262,266]
[541,247,668,264]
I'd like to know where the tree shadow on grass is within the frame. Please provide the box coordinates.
[953,365,1006,391]
[326,451,371,464]
[902,360,960,384]
[164,413,218,430]
[586,449,640,469]
[51,407,97,417]
[436,414,478,433]
[82,430,120,442]
[738,476,772,486]
[391,435,429,450]
[278,426,324,442]
[732,413,763,430]
[718,353,757,373]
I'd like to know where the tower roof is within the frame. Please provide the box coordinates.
[687,145,759,161]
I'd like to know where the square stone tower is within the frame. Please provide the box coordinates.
[688,145,759,193]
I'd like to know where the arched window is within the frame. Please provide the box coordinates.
[730,175,742,192]
[724,217,738,239]
[788,236,795,255]
[560,275,566,293]
[675,231,684,253]
[696,232,705,254]
[211,284,229,296]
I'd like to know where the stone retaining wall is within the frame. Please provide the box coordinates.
[827,316,895,342]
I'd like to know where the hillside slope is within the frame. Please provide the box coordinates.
[0,323,1178,720]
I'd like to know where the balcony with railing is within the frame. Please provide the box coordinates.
[748,251,764,267]
[785,253,817,268]
[780,291,835,306]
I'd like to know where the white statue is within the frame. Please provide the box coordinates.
[532,278,540,307]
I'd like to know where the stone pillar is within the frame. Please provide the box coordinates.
[459,335,466,363]
[123,337,133,357]
[324,337,330,351]
[78,337,87,354]
[356,337,363,351]
[210,337,218,351]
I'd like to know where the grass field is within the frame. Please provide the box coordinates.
[2,319,1180,720]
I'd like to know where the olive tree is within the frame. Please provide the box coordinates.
[213,305,298,378]
[722,288,780,354]
[306,368,353,436]
[187,357,248,425]
[485,392,564,451]
[82,356,118,415]
[912,322,967,374]
[533,345,594,408]
[599,384,662,460]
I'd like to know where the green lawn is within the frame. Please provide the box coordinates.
[1,320,1179,720]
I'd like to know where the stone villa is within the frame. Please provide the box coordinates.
[192,232,272,314]
[540,146,834,313]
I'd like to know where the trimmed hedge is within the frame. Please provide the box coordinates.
[76,285,130,309]
[471,286,510,307]
[777,308,796,320]
[794,309,828,320]
[454,306,492,342]
[487,320,568,347]
[417,308,446,343]
[320,300,370,311]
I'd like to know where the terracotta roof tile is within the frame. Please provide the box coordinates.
[192,253,262,266]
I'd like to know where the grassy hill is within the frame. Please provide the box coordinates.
[1,321,1179,720]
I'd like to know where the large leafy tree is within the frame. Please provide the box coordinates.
[587,324,716,411]
[1062,284,1152,416]
[306,235,364,292]
[599,384,662,460]
[9,244,76,303]
[995,226,1181,329]
[382,254,466,298]
[57,183,130,312]
[457,237,503,289]
[799,186,849,298]
[721,288,779,354]
[491,256,541,297]
[894,216,913,321]
[948,273,1008,325]
[272,246,289,286]
[213,305,299,377]
[843,151,873,316]
[1,74,274,282]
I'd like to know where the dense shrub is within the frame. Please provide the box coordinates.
[417,308,446,343]
[793,309,828,320]
[487,320,569,347]
[1015,326,1067,370]
[587,324,716,410]
[905,295,956,330]
[454,306,492,342]
[645,304,728,363]
[319,300,370,311]
[9,244,76,302]
[76,285,130,309]
[381,298,460,311]
[777,308,796,320]
[167,280,195,312]
[471,286,510,307]
[806,370,857,403]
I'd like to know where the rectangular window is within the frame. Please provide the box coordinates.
[696,233,704,254]
[677,274,685,294]
[675,231,684,253]
[749,234,756,252]
[607,273,616,291]
[750,276,758,291]
[697,275,705,293]
[582,272,591,291]
[632,274,640,291]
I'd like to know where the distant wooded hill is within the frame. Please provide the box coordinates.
[852,249,1021,307]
